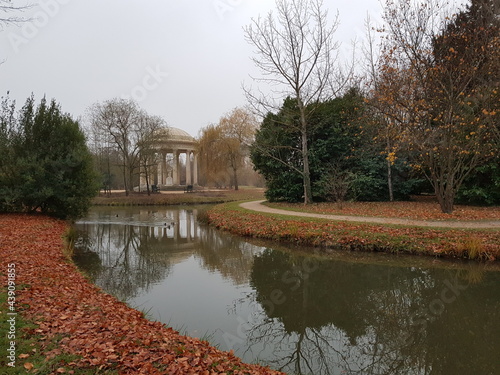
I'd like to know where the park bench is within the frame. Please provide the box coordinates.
[185,184,194,193]
[151,185,160,193]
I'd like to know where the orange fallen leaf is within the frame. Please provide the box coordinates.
[24,362,34,370]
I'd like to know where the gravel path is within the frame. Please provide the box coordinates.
[240,200,500,229]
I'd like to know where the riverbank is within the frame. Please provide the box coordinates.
[204,201,500,261]
[0,214,283,374]
[92,189,499,260]
[91,188,265,206]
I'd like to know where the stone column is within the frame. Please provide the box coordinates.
[161,152,167,186]
[193,152,198,185]
[157,152,162,186]
[186,150,192,185]
[173,149,179,185]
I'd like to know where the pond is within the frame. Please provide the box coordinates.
[74,206,500,375]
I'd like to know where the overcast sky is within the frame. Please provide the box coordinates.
[0,0,383,138]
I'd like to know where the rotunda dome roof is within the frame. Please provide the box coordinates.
[155,127,196,143]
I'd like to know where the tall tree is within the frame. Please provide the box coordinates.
[373,0,499,213]
[197,124,227,187]
[218,108,257,190]
[251,98,304,202]
[363,16,405,202]
[244,0,345,204]
[198,108,257,189]
[137,115,165,195]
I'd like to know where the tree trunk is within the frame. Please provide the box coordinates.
[233,167,239,191]
[387,158,394,202]
[145,167,151,196]
[434,181,455,214]
[123,164,129,196]
[127,166,134,197]
[298,99,312,205]
[302,130,313,204]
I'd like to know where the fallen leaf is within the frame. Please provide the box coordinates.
[24,362,34,370]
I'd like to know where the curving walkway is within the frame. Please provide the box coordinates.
[239,200,500,229]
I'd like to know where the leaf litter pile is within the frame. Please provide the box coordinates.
[269,199,500,221]
[0,214,283,374]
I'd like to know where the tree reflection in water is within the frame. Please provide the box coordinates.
[74,207,258,301]
[247,249,500,375]
[74,207,500,375]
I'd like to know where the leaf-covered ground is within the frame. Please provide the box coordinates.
[206,202,500,261]
[0,214,283,375]
[267,196,500,221]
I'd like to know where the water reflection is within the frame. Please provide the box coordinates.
[74,207,257,301]
[247,249,500,374]
[74,207,500,375]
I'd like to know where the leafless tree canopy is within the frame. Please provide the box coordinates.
[87,98,166,195]
[244,0,348,204]
[0,0,31,29]
[243,0,343,114]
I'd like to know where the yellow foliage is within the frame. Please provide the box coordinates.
[386,152,397,165]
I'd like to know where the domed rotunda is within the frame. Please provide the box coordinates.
[139,127,199,189]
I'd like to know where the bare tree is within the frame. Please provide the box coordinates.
[218,107,257,190]
[362,15,402,202]
[0,0,31,29]
[321,162,357,209]
[137,115,165,195]
[372,0,499,213]
[244,0,347,204]
[88,98,166,196]
[87,116,115,196]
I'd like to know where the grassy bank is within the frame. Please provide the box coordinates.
[0,214,282,375]
[91,188,265,206]
[204,202,500,261]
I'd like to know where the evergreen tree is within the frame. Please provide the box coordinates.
[0,96,99,219]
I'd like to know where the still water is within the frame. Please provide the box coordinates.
[74,206,500,375]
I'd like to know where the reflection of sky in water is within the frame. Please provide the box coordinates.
[74,207,500,375]
[131,255,254,341]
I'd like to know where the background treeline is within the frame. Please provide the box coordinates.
[251,87,499,205]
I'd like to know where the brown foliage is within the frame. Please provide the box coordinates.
[370,0,499,213]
